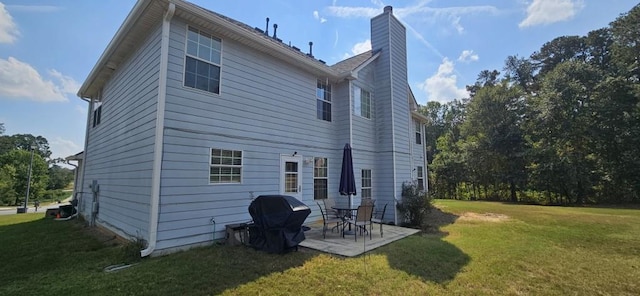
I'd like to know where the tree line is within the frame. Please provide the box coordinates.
[0,123,74,206]
[422,4,640,205]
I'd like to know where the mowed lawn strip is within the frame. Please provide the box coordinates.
[1,200,638,295]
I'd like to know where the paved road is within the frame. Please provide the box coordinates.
[0,202,69,216]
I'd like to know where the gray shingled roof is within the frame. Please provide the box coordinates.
[330,50,373,74]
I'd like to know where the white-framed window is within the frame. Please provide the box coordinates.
[415,120,422,145]
[417,166,424,191]
[184,26,221,94]
[361,169,372,198]
[92,101,102,128]
[314,157,328,200]
[317,79,332,121]
[210,148,242,184]
[353,86,372,119]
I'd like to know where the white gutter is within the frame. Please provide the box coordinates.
[141,2,174,258]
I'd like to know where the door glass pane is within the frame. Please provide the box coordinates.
[285,173,298,192]
[285,162,298,172]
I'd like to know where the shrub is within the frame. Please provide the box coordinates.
[396,181,433,228]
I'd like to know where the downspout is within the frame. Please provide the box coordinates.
[81,99,92,222]
[348,80,353,208]
[422,122,428,193]
[141,2,174,257]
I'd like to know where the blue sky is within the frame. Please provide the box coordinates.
[0,0,636,164]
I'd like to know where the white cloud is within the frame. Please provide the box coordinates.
[313,10,327,23]
[451,16,464,34]
[327,2,498,57]
[74,104,86,115]
[49,69,80,94]
[418,58,469,103]
[50,137,82,167]
[0,3,19,44]
[519,0,583,28]
[458,50,479,63]
[0,57,79,102]
[326,6,379,18]
[5,5,61,13]
[342,39,371,59]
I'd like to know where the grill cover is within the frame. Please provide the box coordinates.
[248,195,311,253]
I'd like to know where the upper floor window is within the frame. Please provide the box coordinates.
[361,169,372,198]
[316,79,332,121]
[185,26,221,94]
[92,102,102,128]
[210,148,242,184]
[415,121,422,145]
[313,157,328,200]
[353,86,372,119]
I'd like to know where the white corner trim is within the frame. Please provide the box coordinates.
[141,2,174,258]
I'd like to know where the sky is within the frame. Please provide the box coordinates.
[0,0,636,166]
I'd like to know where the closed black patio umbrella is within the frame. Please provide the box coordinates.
[339,143,357,207]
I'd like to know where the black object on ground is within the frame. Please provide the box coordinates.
[248,195,311,254]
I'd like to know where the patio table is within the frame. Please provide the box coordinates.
[332,206,358,234]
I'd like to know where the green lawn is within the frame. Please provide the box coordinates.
[1,200,639,295]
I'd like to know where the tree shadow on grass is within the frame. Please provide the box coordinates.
[373,207,469,284]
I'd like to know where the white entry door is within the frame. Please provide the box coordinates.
[280,155,303,200]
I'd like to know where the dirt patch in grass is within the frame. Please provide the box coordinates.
[458,212,510,222]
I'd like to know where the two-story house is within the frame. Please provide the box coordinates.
[76,0,428,256]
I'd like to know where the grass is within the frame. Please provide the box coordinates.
[1,201,639,295]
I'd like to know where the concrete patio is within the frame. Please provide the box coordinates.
[299,222,420,257]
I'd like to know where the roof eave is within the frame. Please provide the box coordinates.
[77,0,157,99]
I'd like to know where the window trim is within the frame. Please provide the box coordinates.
[353,85,372,119]
[209,148,243,184]
[316,79,332,121]
[361,169,372,198]
[92,101,102,128]
[415,120,422,145]
[183,25,223,95]
[313,157,328,200]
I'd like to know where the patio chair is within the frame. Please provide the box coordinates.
[323,198,343,219]
[317,202,343,239]
[371,203,388,237]
[343,204,373,241]
[361,198,375,207]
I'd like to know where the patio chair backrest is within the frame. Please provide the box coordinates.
[361,198,375,207]
[355,205,373,223]
[323,198,340,217]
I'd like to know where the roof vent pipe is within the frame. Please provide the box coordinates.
[308,41,313,57]
[273,24,278,39]
[265,17,269,35]
[384,6,393,14]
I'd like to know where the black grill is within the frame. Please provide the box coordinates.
[248,195,311,254]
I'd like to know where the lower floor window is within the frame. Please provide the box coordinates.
[361,169,372,198]
[417,166,424,190]
[210,148,242,183]
[314,157,328,199]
